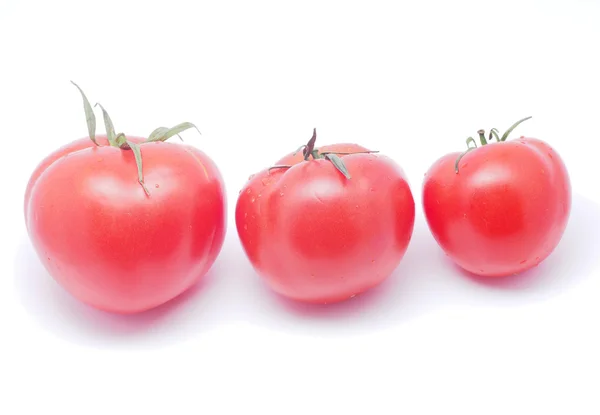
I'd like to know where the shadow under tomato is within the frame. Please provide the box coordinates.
[242,192,600,336]
[241,213,446,334]
[450,192,600,296]
[13,238,226,348]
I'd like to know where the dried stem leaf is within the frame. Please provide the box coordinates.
[127,140,150,196]
[95,103,117,146]
[70,81,98,145]
[145,122,200,143]
[325,153,351,179]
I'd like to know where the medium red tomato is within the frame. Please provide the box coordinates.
[235,129,415,304]
[24,83,226,313]
[422,117,571,277]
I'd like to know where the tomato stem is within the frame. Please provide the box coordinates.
[69,81,200,197]
[454,116,533,174]
[477,129,487,146]
[303,128,318,161]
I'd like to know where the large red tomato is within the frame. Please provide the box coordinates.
[235,129,415,304]
[422,118,571,277]
[24,84,226,313]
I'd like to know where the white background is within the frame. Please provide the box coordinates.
[1,0,599,413]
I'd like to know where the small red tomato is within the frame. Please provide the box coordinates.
[422,117,571,277]
[236,129,415,304]
[24,83,226,313]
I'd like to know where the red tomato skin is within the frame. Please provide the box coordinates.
[236,153,415,303]
[25,137,226,313]
[422,137,571,277]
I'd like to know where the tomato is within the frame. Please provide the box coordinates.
[422,117,571,277]
[24,84,226,313]
[235,129,415,304]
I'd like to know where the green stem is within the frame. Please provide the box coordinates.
[477,129,487,146]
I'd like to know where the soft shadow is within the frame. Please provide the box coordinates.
[455,193,599,297]
[245,214,444,335]
[13,239,228,348]
[245,193,600,335]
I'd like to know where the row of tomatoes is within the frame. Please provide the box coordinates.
[23,85,571,313]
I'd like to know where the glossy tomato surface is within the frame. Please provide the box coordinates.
[25,135,226,313]
[236,150,415,304]
[422,137,571,277]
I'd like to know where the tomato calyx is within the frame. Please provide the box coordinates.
[71,81,200,196]
[454,116,532,173]
[269,128,378,179]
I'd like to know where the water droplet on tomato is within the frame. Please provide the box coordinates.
[369,188,374,192]
[350,294,356,298]
[355,205,359,208]
[248,174,255,180]
[244,224,248,230]
[520,259,527,264]
[251,197,256,203]
[548,152,553,159]
[238,189,242,195]
[155,184,160,188]
[244,212,247,218]
[280,192,284,196]
[246,189,251,194]
[310,273,315,278]
[371,259,375,263]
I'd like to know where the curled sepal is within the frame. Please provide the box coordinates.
[70,81,98,146]
[455,137,478,174]
[95,103,117,146]
[466,137,478,149]
[489,128,500,142]
[146,122,200,143]
[454,148,476,174]
[500,116,532,141]
[292,145,306,156]
[127,140,150,196]
[324,153,351,179]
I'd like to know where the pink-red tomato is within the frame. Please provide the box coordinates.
[25,134,226,313]
[235,144,415,304]
[422,136,571,277]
